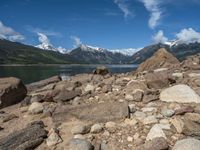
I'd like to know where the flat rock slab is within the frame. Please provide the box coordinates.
[160,84,200,103]
[0,121,47,150]
[52,102,129,123]
[27,75,61,92]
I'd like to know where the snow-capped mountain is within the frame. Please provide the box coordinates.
[108,48,142,56]
[164,40,180,47]
[36,43,68,54]
[69,44,132,64]
[131,41,200,64]
[77,44,106,52]
[69,44,141,56]
[36,43,57,51]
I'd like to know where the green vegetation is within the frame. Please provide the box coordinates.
[0,39,73,64]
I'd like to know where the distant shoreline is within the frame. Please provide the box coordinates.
[0,64,138,67]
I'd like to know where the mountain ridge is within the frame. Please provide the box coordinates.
[1,39,200,65]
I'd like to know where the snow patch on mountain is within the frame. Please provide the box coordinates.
[108,48,142,56]
[74,44,141,56]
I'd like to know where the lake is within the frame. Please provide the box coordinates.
[0,64,138,84]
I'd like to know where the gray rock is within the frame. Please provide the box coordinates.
[128,104,136,113]
[142,116,158,125]
[28,102,43,114]
[184,113,200,123]
[27,75,61,92]
[93,66,109,75]
[172,138,200,150]
[138,137,168,150]
[145,72,172,89]
[0,121,47,150]
[125,94,134,101]
[69,138,94,150]
[85,84,95,92]
[182,119,200,137]
[134,111,146,121]
[102,84,112,93]
[53,89,82,102]
[20,96,31,107]
[132,90,143,102]
[0,113,18,123]
[30,95,44,103]
[105,122,116,132]
[46,129,62,146]
[71,124,89,135]
[160,84,200,103]
[161,108,175,117]
[171,117,184,133]
[146,124,167,141]
[90,123,103,134]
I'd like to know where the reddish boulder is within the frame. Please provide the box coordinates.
[137,48,180,72]
[0,77,27,108]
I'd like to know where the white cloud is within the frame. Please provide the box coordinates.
[152,30,168,44]
[114,0,133,18]
[37,32,52,46]
[70,36,82,48]
[0,21,25,41]
[176,28,200,44]
[139,0,162,29]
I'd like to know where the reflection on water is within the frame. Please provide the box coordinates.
[0,64,137,84]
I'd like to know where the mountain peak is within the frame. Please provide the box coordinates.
[36,43,68,54]
[78,44,106,53]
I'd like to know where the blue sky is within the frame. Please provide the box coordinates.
[0,0,200,49]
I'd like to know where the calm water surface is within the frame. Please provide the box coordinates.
[0,64,137,84]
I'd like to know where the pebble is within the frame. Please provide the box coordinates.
[142,116,158,125]
[146,124,167,141]
[28,102,43,114]
[161,108,175,117]
[71,124,89,135]
[90,123,103,134]
[69,138,94,150]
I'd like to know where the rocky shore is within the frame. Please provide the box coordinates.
[1,48,200,150]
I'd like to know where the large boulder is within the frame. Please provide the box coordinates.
[93,66,109,75]
[144,71,175,89]
[172,138,200,150]
[160,84,200,103]
[137,48,180,72]
[0,77,27,109]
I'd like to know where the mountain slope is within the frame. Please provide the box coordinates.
[0,40,131,64]
[130,44,170,64]
[69,45,131,64]
[0,39,74,64]
[130,42,200,64]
